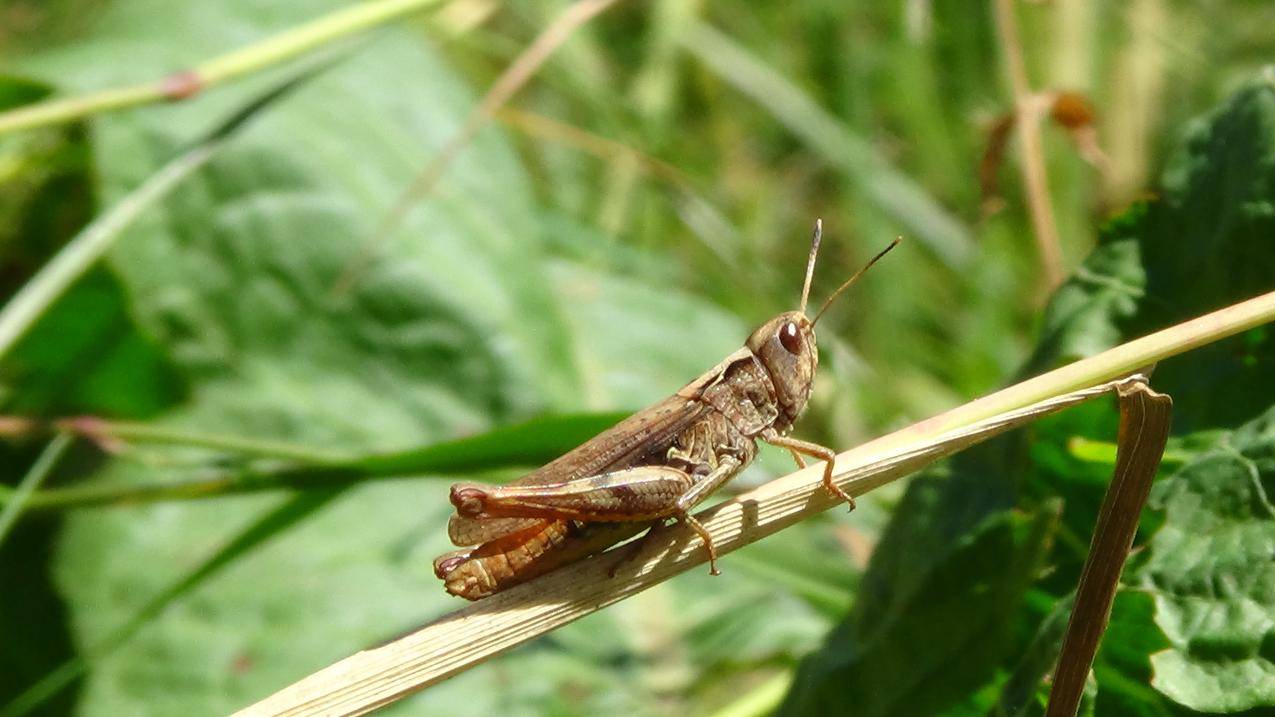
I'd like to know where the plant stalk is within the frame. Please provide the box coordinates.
[992,0,1066,288]
[0,434,72,546]
[0,0,442,136]
[232,289,1275,717]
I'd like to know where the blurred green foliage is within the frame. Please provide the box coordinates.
[784,68,1275,717]
[0,1,1274,716]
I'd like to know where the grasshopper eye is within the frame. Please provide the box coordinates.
[779,321,802,354]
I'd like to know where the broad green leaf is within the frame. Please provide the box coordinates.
[1020,69,1275,713]
[0,4,627,716]
[2,269,184,417]
[1014,70,1275,577]
[0,73,180,713]
[796,67,1275,717]
[1139,406,1275,712]
[989,589,1171,717]
[1027,69,1275,432]
[5,5,834,716]
[0,489,341,717]
[778,486,1059,717]
[0,71,179,419]
[4,2,1270,715]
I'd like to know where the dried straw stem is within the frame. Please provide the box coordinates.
[237,290,1275,716]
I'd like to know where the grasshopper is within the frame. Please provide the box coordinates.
[434,221,899,600]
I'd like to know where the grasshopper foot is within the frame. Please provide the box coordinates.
[827,485,857,512]
[679,513,720,576]
[822,464,856,512]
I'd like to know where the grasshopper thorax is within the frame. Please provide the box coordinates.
[746,310,817,429]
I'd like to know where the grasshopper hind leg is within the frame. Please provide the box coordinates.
[604,514,719,578]
[605,454,746,579]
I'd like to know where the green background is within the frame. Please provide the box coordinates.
[1,1,1273,715]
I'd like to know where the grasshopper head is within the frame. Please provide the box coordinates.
[747,311,818,427]
[748,220,900,428]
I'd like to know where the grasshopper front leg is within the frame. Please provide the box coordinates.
[760,429,853,510]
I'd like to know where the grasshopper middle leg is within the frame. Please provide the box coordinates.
[613,455,745,577]
[672,455,743,575]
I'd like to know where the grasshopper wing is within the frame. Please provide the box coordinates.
[501,354,749,489]
[437,349,756,598]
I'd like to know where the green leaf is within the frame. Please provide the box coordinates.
[1092,590,1172,717]
[2,270,185,417]
[1,489,340,717]
[1016,69,1275,713]
[777,486,1060,717]
[353,410,632,474]
[802,68,1275,717]
[988,589,1172,717]
[960,68,1275,716]
[0,73,180,714]
[1028,69,1275,432]
[8,411,633,511]
[0,72,180,418]
[5,4,806,715]
[1139,406,1275,712]
[3,3,540,713]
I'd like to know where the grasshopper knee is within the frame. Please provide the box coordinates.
[450,483,491,517]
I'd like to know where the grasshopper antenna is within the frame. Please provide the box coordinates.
[811,236,902,327]
[798,219,823,315]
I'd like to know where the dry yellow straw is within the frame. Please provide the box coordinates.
[237,290,1275,717]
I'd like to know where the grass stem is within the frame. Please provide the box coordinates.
[993,0,1066,288]
[233,289,1275,717]
[0,0,442,136]
[0,434,72,546]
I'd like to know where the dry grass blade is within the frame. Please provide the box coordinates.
[992,0,1065,289]
[236,381,1124,717]
[1046,380,1173,717]
[235,290,1275,716]
[0,0,443,135]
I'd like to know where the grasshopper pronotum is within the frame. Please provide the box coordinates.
[434,221,899,599]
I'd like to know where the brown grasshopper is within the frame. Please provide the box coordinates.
[434,221,899,600]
